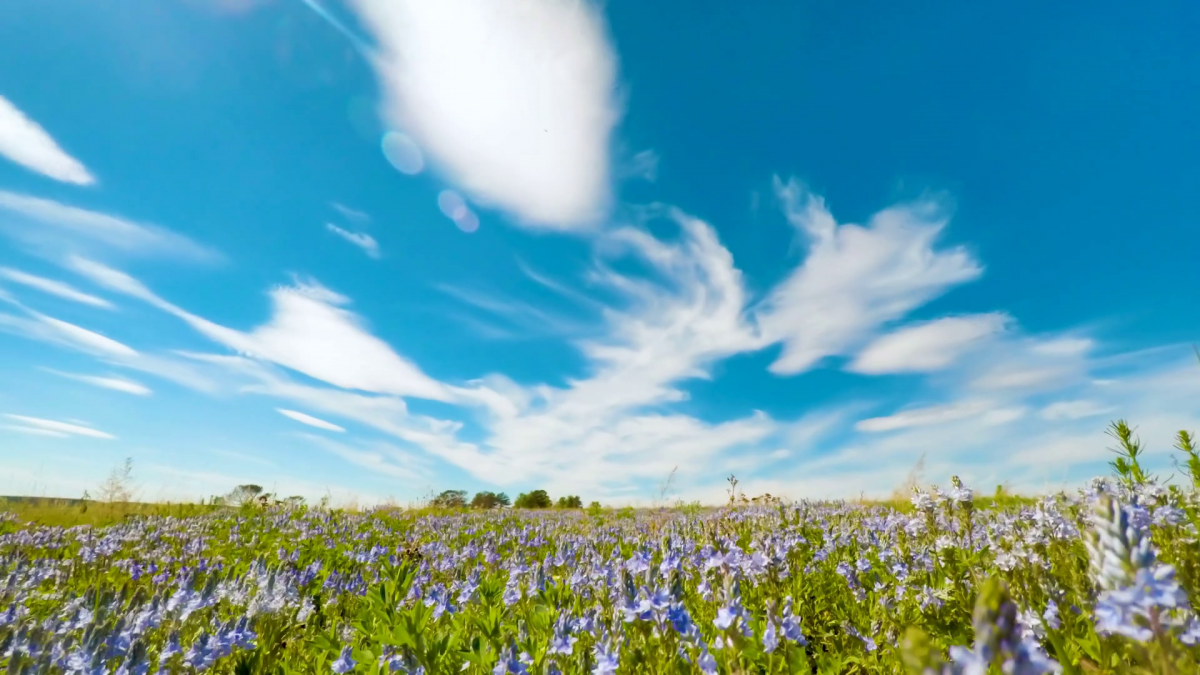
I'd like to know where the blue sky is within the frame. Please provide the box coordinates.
[0,0,1197,505]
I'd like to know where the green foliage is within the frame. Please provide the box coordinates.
[513,489,552,509]
[1107,420,1154,488]
[431,489,468,509]
[470,491,511,509]
[555,495,582,509]
[1174,430,1200,489]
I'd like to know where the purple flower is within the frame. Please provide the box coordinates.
[332,646,357,674]
[762,618,779,653]
[591,639,619,675]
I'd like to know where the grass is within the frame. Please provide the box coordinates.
[0,496,220,528]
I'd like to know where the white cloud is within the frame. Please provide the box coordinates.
[42,369,152,396]
[326,223,380,258]
[1040,399,1114,421]
[756,178,983,375]
[210,448,277,467]
[0,191,219,262]
[435,283,592,337]
[1031,337,1094,357]
[849,313,1008,374]
[330,202,371,224]
[0,267,113,308]
[972,365,1073,391]
[69,257,450,401]
[300,434,430,481]
[0,308,136,358]
[2,424,70,438]
[621,149,660,182]
[2,414,115,439]
[277,408,346,432]
[981,406,1029,426]
[347,0,619,228]
[0,95,95,185]
[856,400,994,432]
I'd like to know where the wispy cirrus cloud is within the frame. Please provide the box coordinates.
[755,178,982,375]
[41,368,152,396]
[0,267,113,309]
[325,223,380,258]
[41,178,1198,504]
[0,307,136,358]
[0,95,95,185]
[2,414,115,439]
[0,191,220,263]
[68,257,450,401]
[330,202,370,224]
[343,0,620,229]
[849,313,1009,374]
[277,408,346,432]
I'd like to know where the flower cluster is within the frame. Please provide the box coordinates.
[0,469,1197,674]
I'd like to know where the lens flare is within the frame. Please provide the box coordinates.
[381,131,424,175]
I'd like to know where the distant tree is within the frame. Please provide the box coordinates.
[431,489,468,509]
[514,489,552,509]
[470,491,511,509]
[556,495,583,509]
[225,484,263,507]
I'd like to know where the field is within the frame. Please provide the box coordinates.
[2,427,1199,674]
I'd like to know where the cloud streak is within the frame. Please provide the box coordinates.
[849,313,1009,374]
[0,267,113,308]
[2,414,115,439]
[42,369,152,396]
[326,223,380,258]
[277,408,346,432]
[68,257,450,401]
[0,95,95,185]
[0,191,219,263]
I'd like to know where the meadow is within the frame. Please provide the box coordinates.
[1,421,1199,674]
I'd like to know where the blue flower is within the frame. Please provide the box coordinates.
[591,639,619,675]
[762,617,779,654]
[332,646,357,674]
[696,643,717,675]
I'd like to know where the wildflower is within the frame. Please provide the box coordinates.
[762,616,779,653]
[1087,495,1194,643]
[332,646,357,674]
[948,579,1061,675]
[492,641,529,675]
[591,636,619,675]
[696,643,717,675]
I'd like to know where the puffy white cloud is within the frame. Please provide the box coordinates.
[346,0,620,228]
[849,313,1008,374]
[277,408,346,432]
[325,223,380,258]
[0,95,95,185]
[756,178,983,375]
[2,414,115,439]
[0,267,113,308]
[0,191,219,262]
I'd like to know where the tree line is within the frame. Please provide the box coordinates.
[430,489,594,510]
